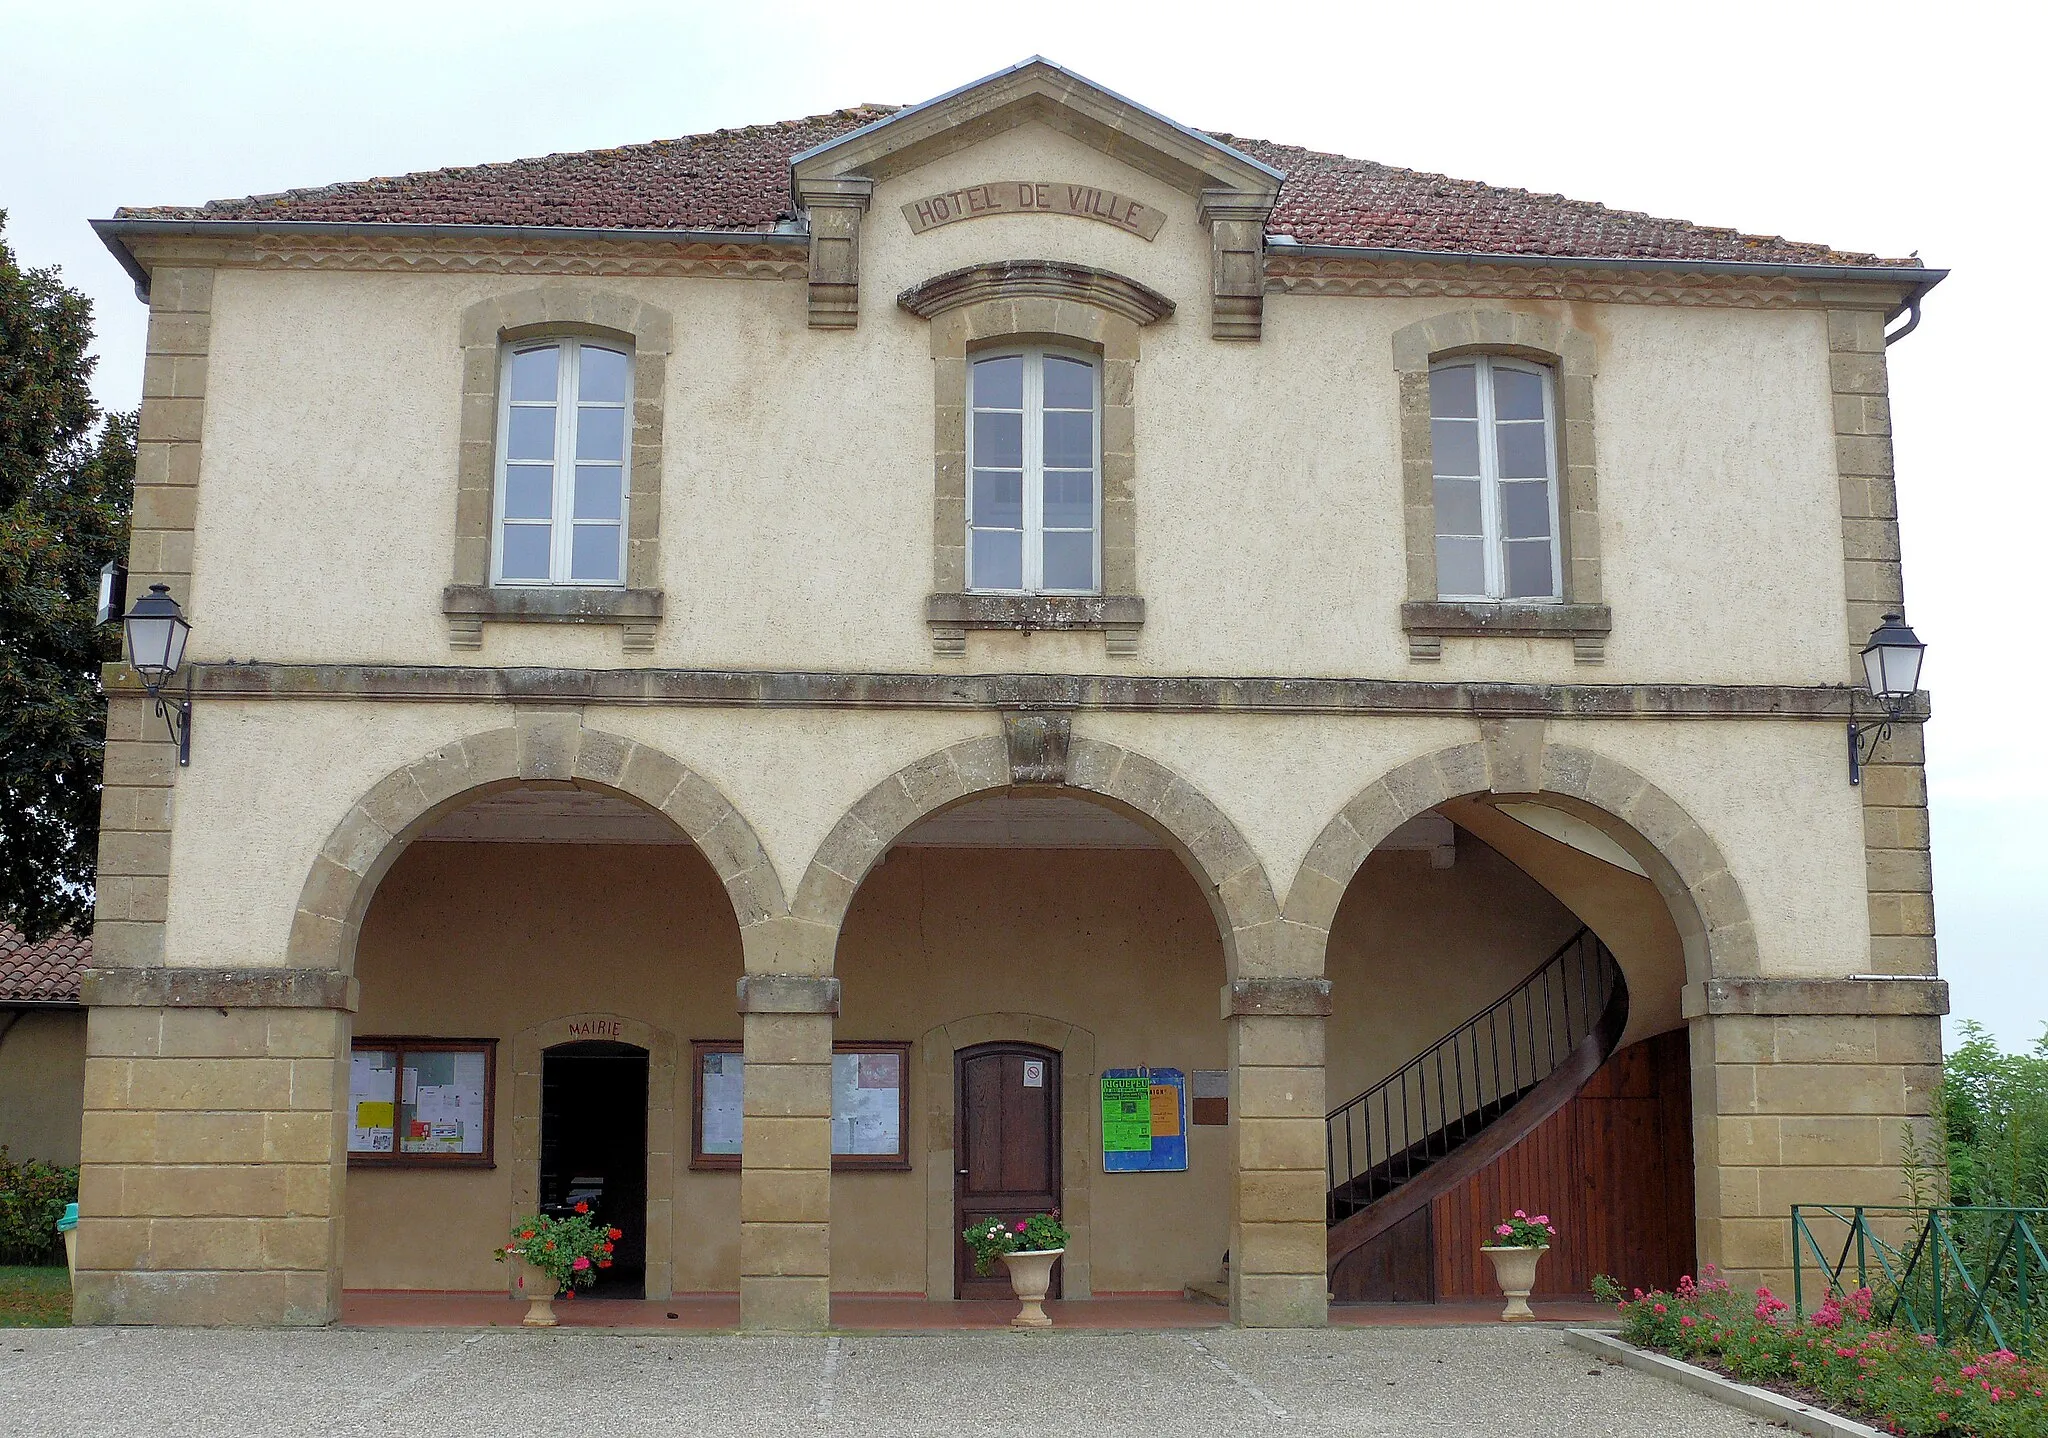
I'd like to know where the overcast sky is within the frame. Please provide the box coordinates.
[6,0,2041,1049]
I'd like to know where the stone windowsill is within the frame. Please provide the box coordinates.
[442,585,664,625]
[926,593,1144,632]
[1400,600,1612,640]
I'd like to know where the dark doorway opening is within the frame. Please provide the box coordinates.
[954,1041,1062,1299]
[540,1039,648,1298]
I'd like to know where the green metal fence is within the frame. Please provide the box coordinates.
[1792,1205,2047,1355]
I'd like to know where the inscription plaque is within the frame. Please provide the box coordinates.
[903,181,1167,241]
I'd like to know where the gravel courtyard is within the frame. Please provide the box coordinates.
[0,1324,1785,1437]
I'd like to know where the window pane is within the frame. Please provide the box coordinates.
[1043,471,1095,530]
[1495,421,1549,479]
[571,523,622,583]
[504,464,553,521]
[1432,418,1481,477]
[576,405,626,462]
[1433,477,1482,537]
[1429,364,1478,419]
[972,471,1023,528]
[579,347,630,404]
[1504,539,1556,599]
[1500,480,1552,540]
[1491,366,1545,421]
[1436,535,1485,597]
[507,406,555,461]
[972,354,1024,409]
[971,529,1023,591]
[1041,531,1095,591]
[509,346,558,403]
[972,411,1022,468]
[1043,410,1093,469]
[1042,355,1094,409]
[500,523,551,580]
[574,464,622,521]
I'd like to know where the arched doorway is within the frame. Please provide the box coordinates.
[304,720,772,1304]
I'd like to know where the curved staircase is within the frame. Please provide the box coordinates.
[1326,927,1629,1289]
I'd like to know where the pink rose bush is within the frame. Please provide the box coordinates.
[1594,1266,2046,1437]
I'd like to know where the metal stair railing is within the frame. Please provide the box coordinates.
[1325,927,1619,1215]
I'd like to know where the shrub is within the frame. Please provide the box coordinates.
[962,1210,1069,1274]
[0,1147,78,1266]
[493,1204,620,1294]
[1594,1267,2048,1437]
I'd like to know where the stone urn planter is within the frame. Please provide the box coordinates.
[1480,1245,1547,1321]
[998,1249,1064,1328]
[520,1267,561,1328]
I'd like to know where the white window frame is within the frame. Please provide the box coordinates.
[1430,354,1564,603]
[491,338,632,588]
[965,345,1103,596]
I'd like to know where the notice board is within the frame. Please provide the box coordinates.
[1101,1067,1187,1172]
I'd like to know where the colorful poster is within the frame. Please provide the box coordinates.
[397,1049,487,1155]
[1101,1074,1152,1153]
[1103,1068,1188,1172]
[348,1050,397,1153]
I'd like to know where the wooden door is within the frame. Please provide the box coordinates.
[955,1042,1061,1299]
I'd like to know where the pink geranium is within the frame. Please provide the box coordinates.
[571,1256,591,1271]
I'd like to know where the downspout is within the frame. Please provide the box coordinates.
[1884,293,1923,346]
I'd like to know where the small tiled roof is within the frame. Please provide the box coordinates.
[0,926,87,1004]
[114,106,1911,269]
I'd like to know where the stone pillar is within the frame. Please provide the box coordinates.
[736,967,838,1330]
[797,178,873,330]
[1686,977,1947,1296]
[1225,978,1330,1326]
[73,969,355,1325]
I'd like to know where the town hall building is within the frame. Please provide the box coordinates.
[76,59,1947,1328]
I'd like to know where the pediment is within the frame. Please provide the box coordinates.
[789,57,1281,201]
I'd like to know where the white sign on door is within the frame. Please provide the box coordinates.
[1022,1060,1045,1088]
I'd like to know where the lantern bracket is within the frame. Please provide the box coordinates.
[143,666,193,767]
[1847,700,1906,787]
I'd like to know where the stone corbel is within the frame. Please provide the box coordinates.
[797,178,874,330]
[1199,190,1276,341]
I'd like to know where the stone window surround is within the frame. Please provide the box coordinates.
[1392,308,1610,663]
[899,260,1173,658]
[447,286,673,652]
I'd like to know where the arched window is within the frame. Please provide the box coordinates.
[967,347,1101,595]
[493,338,631,586]
[1429,356,1561,602]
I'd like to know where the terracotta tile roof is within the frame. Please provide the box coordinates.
[0,926,87,1004]
[115,106,1910,269]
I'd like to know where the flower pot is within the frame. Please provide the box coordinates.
[1480,1245,1547,1321]
[997,1248,1064,1328]
[520,1267,561,1327]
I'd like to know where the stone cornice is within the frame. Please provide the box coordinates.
[82,966,360,1011]
[898,259,1175,326]
[1682,976,1949,1018]
[117,229,806,282]
[1266,253,1926,312]
[103,660,1931,723]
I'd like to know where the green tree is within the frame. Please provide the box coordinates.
[0,208,133,939]
[1940,1021,2048,1208]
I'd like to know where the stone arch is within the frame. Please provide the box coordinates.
[507,1012,680,1299]
[1282,732,1755,990]
[786,731,1285,979]
[286,713,785,976]
[916,1011,1098,1300]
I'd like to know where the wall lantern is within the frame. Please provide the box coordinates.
[121,583,193,767]
[1848,611,1926,785]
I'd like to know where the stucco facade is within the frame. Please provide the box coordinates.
[77,61,1945,1328]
